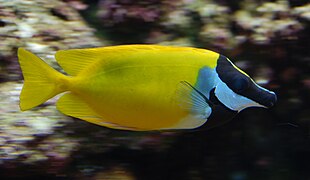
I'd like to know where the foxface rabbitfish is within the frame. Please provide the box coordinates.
[18,45,277,131]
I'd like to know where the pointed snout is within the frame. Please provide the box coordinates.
[262,91,277,108]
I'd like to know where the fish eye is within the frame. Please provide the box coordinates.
[233,77,249,93]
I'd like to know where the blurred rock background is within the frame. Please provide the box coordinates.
[0,0,309,179]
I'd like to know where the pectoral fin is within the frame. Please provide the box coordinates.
[176,81,212,118]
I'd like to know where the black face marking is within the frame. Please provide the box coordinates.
[216,55,277,108]
[233,77,250,93]
[195,88,238,130]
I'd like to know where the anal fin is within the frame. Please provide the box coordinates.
[56,93,104,124]
[56,93,138,130]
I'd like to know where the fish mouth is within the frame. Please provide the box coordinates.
[261,92,277,108]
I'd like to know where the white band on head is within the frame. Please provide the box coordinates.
[214,74,265,112]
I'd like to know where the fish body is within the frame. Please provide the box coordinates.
[18,45,277,131]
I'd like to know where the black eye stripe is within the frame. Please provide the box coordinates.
[233,77,250,92]
[216,55,251,94]
[216,55,275,107]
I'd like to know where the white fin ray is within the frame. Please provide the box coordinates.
[175,81,212,119]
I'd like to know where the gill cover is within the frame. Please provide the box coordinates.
[214,55,277,112]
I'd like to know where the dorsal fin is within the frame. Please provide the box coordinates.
[54,45,215,76]
[55,48,105,76]
[54,46,153,76]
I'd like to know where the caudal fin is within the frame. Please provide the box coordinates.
[18,48,68,111]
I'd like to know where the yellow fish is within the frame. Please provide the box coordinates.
[17,45,276,131]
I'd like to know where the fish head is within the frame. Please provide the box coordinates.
[213,55,277,112]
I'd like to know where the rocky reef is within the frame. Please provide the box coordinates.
[0,0,104,81]
[0,82,77,177]
[88,0,310,51]
[0,82,177,178]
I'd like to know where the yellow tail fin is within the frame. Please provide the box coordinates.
[18,48,68,111]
